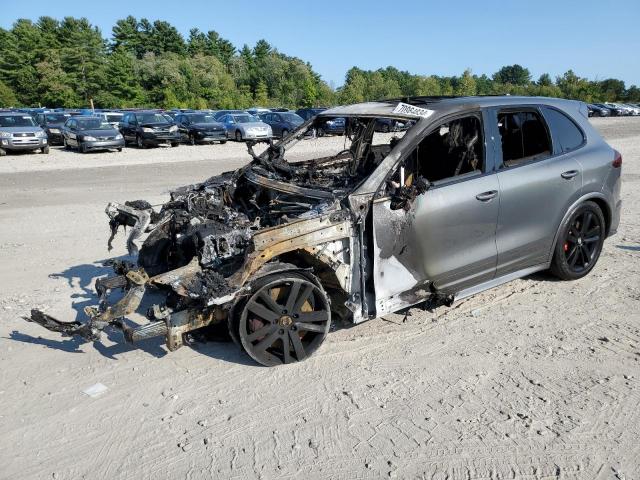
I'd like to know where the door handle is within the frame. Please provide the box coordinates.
[561,170,578,179]
[475,190,498,202]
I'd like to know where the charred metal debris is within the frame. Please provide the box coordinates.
[23,110,447,364]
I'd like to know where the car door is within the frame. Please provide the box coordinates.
[66,119,78,146]
[176,115,188,141]
[371,110,500,315]
[489,106,584,276]
[121,114,132,142]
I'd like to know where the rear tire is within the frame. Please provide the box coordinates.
[550,201,605,280]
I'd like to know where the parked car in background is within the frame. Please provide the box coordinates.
[621,104,640,115]
[374,117,410,132]
[604,103,633,116]
[61,116,124,153]
[594,103,624,116]
[34,112,71,145]
[258,111,304,138]
[213,110,247,121]
[316,117,345,136]
[96,111,124,128]
[174,112,227,145]
[295,107,344,135]
[247,107,271,116]
[296,107,326,121]
[269,107,290,112]
[120,111,180,148]
[0,112,49,155]
[587,104,610,117]
[220,113,272,141]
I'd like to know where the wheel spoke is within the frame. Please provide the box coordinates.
[254,328,281,352]
[281,335,291,364]
[246,324,276,342]
[567,245,579,266]
[247,300,279,323]
[566,232,578,243]
[284,281,301,313]
[289,330,307,361]
[296,311,329,323]
[297,322,326,333]
[585,225,600,237]
[581,245,591,263]
[581,212,593,234]
[293,284,314,313]
[258,291,283,315]
[583,234,600,244]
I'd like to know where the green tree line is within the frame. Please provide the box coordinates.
[0,16,638,109]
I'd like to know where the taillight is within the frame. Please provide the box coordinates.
[612,149,622,168]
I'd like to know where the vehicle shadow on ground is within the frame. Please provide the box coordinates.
[616,244,640,252]
[7,255,166,359]
[188,327,260,367]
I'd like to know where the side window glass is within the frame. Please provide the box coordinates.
[497,110,551,167]
[542,107,584,154]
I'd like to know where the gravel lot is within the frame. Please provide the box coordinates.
[0,117,638,479]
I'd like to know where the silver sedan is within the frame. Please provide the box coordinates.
[219,113,272,141]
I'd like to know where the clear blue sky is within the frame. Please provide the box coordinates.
[2,0,639,87]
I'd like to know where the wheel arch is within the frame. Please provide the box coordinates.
[548,192,612,261]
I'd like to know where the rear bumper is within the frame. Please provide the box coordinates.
[609,199,622,236]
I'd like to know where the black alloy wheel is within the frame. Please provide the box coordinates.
[233,273,331,366]
[551,201,605,280]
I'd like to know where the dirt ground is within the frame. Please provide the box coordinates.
[0,117,638,480]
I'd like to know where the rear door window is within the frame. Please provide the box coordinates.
[497,110,551,167]
[542,107,585,154]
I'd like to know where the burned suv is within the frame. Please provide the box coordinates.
[26,96,621,366]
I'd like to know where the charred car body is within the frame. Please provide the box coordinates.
[26,96,622,366]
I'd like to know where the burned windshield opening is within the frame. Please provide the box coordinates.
[250,115,415,196]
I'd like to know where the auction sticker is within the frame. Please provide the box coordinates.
[391,102,433,118]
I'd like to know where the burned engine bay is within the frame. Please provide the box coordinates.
[24,114,418,362]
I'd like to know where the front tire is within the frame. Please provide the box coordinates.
[230,272,331,366]
[0,148,6,157]
[41,146,50,154]
[550,201,605,280]
[136,135,145,149]
[171,142,179,148]
[235,130,243,142]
